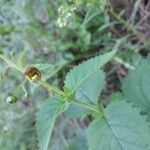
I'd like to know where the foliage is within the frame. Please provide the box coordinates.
[87,101,150,150]
[36,96,68,150]
[122,56,150,120]
[0,0,150,150]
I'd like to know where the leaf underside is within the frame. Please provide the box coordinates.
[65,70,105,118]
[122,57,150,114]
[64,50,116,93]
[87,101,150,150]
[64,50,116,118]
[36,96,68,150]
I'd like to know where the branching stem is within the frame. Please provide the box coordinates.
[0,53,101,114]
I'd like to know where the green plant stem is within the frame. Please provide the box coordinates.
[114,57,135,70]
[0,54,24,73]
[106,8,140,38]
[13,79,27,94]
[72,99,100,114]
[0,53,102,115]
[38,80,65,97]
[39,81,101,114]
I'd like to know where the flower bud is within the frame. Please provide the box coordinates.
[6,94,17,104]
[24,67,41,82]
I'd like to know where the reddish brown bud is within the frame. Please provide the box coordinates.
[24,67,41,82]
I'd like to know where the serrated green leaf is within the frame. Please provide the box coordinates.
[87,101,150,150]
[65,70,105,118]
[64,51,115,118]
[17,49,28,68]
[64,50,116,95]
[36,96,68,150]
[75,70,105,104]
[122,57,150,113]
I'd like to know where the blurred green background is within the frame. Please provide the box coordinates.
[0,0,149,150]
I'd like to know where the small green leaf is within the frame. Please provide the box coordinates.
[64,51,115,118]
[75,70,105,104]
[17,49,28,68]
[122,57,150,113]
[36,96,68,150]
[64,50,116,95]
[87,101,150,150]
[65,70,105,118]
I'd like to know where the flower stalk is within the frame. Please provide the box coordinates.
[0,53,101,114]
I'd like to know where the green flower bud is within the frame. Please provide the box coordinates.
[6,94,17,104]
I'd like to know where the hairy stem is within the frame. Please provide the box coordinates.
[0,53,101,114]
[114,57,135,70]
[38,80,65,97]
[0,54,24,73]
[72,99,101,114]
[107,8,139,38]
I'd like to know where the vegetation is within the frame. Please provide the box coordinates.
[0,0,150,150]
